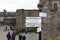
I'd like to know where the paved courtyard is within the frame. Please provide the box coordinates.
[0,26,39,40]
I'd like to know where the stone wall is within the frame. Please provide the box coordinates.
[16,9,39,29]
[16,0,60,40]
[41,0,60,40]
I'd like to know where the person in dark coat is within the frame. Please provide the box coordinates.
[11,32,16,40]
[19,34,22,40]
[22,35,26,40]
[6,32,11,40]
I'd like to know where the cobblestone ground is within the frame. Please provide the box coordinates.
[0,26,39,40]
[19,33,39,40]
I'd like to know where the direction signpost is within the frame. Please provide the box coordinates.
[25,17,41,32]
[39,12,47,17]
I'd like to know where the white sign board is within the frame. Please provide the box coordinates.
[26,17,41,19]
[25,17,41,27]
[26,19,41,23]
[26,17,41,23]
[37,27,41,32]
[39,12,47,17]
[25,23,41,27]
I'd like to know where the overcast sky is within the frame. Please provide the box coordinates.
[0,0,39,12]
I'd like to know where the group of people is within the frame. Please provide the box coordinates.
[6,32,26,40]
[6,32,16,40]
[19,34,26,40]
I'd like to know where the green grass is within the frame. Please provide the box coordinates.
[27,27,37,32]
[14,29,20,35]
[47,36,60,40]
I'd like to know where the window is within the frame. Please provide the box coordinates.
[53,3,58,11]
[50,1,60,11]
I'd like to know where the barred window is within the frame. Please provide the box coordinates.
[53,3,58,11]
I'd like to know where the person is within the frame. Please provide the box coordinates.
[10,26,12,30]
[11,32,16,40]
[22,35,26,40]
[6,26,7,30]
[6,32,11,40]
[25,28,28,34]
[19,34,22,40]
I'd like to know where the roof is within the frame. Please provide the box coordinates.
[0,12,16,17]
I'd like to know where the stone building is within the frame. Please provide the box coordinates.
[0,11,16,27]
[4,12,16,27]
[16,0,60,39]
[16,9,39,29]
[40,0,60,40]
